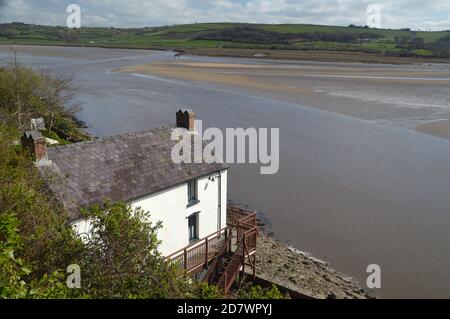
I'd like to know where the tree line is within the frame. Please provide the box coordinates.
[195,26,383,44]
[392,34,450,58]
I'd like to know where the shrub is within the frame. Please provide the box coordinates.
[238,284,285,299]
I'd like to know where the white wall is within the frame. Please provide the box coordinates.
[71,170,228,257]
[132,170,228,256]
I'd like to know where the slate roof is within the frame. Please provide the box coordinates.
[39,126,228,221]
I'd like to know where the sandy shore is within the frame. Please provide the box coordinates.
[254,233,372,299]
[114,62,313,95]
[415,120,450,140]
[114,60,450,135]
[114,60,450,88]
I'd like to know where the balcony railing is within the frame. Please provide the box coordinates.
[166,228,231,274]
[227,205,257,227]
[167,203,258,289]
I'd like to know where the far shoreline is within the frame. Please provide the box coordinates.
[1,42,449,65]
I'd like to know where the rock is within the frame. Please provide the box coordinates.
[253,233,372,299]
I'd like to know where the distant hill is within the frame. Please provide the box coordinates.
[1,22,450,60]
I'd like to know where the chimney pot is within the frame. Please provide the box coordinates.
[31,118,45,131]
[176,109,195,130]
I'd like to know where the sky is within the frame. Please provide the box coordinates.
[0,0,449,31]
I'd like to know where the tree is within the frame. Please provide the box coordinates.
[0,51,45,133]
[40,71,80,132]
[78,202,197,298]
[0,58,88,142]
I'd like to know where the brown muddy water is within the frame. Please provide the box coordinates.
[1,45,449,298]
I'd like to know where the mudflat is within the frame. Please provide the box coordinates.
[415,120,450,139]
[115,59,450,133]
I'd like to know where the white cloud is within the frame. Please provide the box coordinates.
[0,0,449,31]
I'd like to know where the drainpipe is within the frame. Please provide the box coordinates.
[217,172,222,230]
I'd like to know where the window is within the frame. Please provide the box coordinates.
[187,179,198,202]
[188,214,198,243]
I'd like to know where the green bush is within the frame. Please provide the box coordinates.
[238,284,285,299]
[0,212,79,299]
[192,282,223,299]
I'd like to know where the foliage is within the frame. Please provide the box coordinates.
[40,129,70,145]
[0,212,77,299]
[196,26,382,44]
[0,54,88,140]
[77,202,196,299]
[1,126,81,269]
[0,57,45,132]
[0,124,83,282]
[0,212,30,298]
[237,284,284,299]
[191,282,223,299]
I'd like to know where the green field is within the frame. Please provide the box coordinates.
[1,22,450,62]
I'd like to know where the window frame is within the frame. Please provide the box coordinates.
[188,213,199,243]
[187,179,199,205]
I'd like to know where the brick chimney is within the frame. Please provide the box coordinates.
[21,131,50,166]
[176,109,195,131]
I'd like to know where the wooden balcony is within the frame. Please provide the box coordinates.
[166,228,231,275]
[167,204,259,295]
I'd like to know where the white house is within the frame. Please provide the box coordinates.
[131,171,227,255]
[27,110,229,257]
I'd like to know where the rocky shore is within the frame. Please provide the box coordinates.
[253,233,373,299]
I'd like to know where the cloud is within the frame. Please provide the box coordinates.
[0,0,448,31]
[0,0,7,18]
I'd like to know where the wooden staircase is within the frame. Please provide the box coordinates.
[203,208,258,295]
